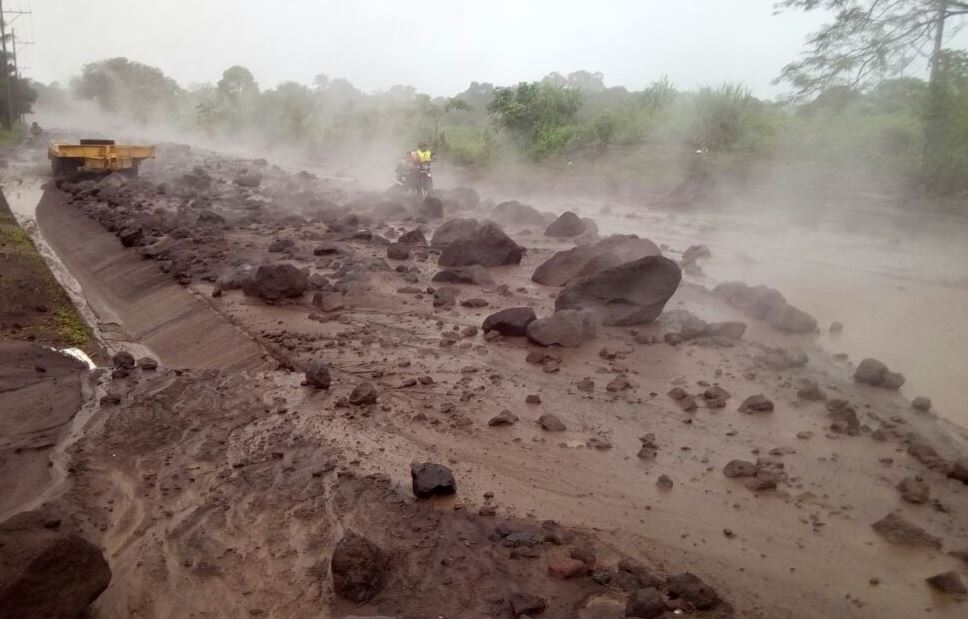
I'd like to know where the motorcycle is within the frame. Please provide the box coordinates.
[394,161,433,197]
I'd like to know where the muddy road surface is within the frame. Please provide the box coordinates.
[0,141,966,618]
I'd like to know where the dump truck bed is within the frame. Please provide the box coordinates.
[49,140,156,176]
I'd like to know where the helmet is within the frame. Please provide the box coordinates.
[418,141,428,150]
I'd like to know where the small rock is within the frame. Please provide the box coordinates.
[666,572,721,610]
[871,512,942,548]
[410,462,456,498]
[624,587,667,619]
[349,382,378,405]
[723,460,759,478]
[897,476,930,504]
[508,592,548,617]
[547,556,589,580]
[330,532,388,603]
[538,414,566,432]
[112,351,135,369]
[926,571,967,594]
[738,394,774,414]
[488,410,519,426]
[656,474,674,489]
[304,360,331,389]
[911,397,932,412]
[526,394,542,405]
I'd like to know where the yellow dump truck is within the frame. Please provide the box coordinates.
[49,139,156,178]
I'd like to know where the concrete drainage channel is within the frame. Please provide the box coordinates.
[20,180,271,371]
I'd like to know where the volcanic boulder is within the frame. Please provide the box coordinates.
[432,265,494,286]
[0,520,112,618]
[532,246,621,287]
[304,360,331,390]
[871,512,942,548]
[555,256,681,326]
[242,263,308,300]
[854,358,906,390]
[482,307,537,337]
[419,196,444,219]
[526,310,597,347]
[437,223,524,268]
[712,281,817,334]
[330,531,389,603]
[544,211,586,237]
[430,218,479,249]
[666,572,721,610]
[410,462,457,498]
[625,587,667,619]
[490,200,546,227]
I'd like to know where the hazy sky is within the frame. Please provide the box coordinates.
[20,0,836,97]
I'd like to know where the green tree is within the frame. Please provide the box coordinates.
[487,81,582,159]
[72,57,181,124]
[778,0,968,191]
[0,51,35,127]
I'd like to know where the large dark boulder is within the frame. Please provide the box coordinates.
[490,200,546,227]
[242,263,308,300]
[430,218,479,249]
[330,531,389,603]
[712,281,817,334]
[532,235,661,287]
[625,587,667,618]
[526,310,596,347]
[482,307,537,337]
[0,516,112,618]
[666,572,721,610]
[555,256,681,326]
[544,211,586,237]
[418,196,444,219]
[437,223,524,267]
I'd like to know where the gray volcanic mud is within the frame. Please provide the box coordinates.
[2,141,966,618]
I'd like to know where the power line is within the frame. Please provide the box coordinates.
[0,0,31,128]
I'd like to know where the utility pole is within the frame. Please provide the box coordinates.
[0,0,31,129]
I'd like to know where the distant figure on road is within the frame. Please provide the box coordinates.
[29,122,43,140]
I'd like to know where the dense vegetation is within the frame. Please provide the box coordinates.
[33,49,968,195]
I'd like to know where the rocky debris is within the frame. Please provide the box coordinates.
[871,513,942,548]
[755,346,808,371]
[112,350,135,369]
[0,518,111,618]
[547,556,589,579]
[538,414,566,432]
[544,211,586,237]
[556,256,681,326]
[666,572,721,610]
[349,382,378,405]
[829,320,844,333]
[419,196,444,219]
[711,281,817,333]
[949,458,968,484]
[461,297,489,308]
[242,263,308,300]
[313,242,343,256]
[638,434,659,460]
[234,172,262,187]
[482,307,537,337]
[397,228,428,246]
[433,287,458,309]
[606,376,632,392]
[488,410,519,426]
[745,471,778,492]
[410,462,456,498]
[430,218,479,249]
[526,310,597,347]
[656,475,674,489]
[432,265,494,286]
[853,358,906,390]
[312,291,345,312]
[625,587,667,618]
[826,399,860,435]
[437,223,524,268]
[304,360,331,389]
[738,394,774,414]
[680,244,711,273]
[797,380,827,401]
[723,460,759,478]
[705,321,747,340]
[386,243,411,260]
[526,394,542,404]
[926,571,967,594]
[491,200,546,228]
[907,435,949,470]
[911,396,932,412]
[434,186,481,212]
[897,476,930,504]
[137,356,158,370]
[268,238,294,253]
[508,591,548,617]
[330,531,388,603]
[594,235,663,263]
[577,377,595,393]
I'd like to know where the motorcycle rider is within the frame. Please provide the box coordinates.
[396,141,432,190]
[410,141,432,166]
